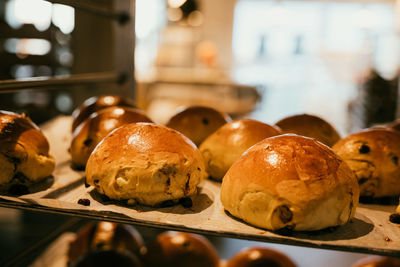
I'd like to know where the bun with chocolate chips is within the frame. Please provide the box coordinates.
[221,134,359,231]
[333,128,400,198]
[0,111,55,191]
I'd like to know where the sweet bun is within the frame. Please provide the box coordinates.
[86,123,207,206]
[68,221,145,266]
[226,246,297,267]
[221,134,359,231]
[145,231,219,267]
[166,106,231,146]
[70,106,152,168]
[200,119,281,181]
[275,114,340,147]
[352,256,400,267]
[0,111,55,188]
[72,95,136,132]
[333,128,400,198]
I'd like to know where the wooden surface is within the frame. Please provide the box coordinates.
[0,116,400,257]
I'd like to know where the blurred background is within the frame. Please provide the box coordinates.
[0,0,399,266]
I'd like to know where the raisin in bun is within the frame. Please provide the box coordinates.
[0,111,55,189]
[226,247,297,267]
[352,256,400,267]
[200,119,281,181]
[68,221,145,266]
[333,128,400,198]
[72,95,136,132]
[275,114,340,147]
[221,134,359,231]
[70,106,152,169]
[145,232,219,267]
[85,123,207,206]
[166,106,231,146]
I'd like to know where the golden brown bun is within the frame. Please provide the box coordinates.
[221,134,359,231]
[145,232,219,267]
[0,111,55,187]
[387,118,400,132]
[352,256,400,267]
[166,106,231,146]
[275,114,340,147]
[200,119,281,181]
[86,123,207,206]
[333,128,400,198]
[72,95,136,132]
[68,221,145,266]
[70,106,152,168]
[226,246,297,267]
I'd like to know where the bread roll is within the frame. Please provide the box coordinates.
[145,231,219,267]
[72,95,136,132]
[86,123,207,206]
[333,128,400,198]
[221,134,359,231]
[70,106,152,168]
[200,119,281,181]
[0,111,55,188]
[68,221,145,266]
[352,256,400,267]
[226,246,297,267]
[275,114,340,147]
[166,106,231,146]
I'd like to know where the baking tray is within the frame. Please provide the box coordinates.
[0,116,399,257]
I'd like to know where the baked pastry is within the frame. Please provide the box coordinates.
[144,231,219,267]
[226,246,297,267]
[200,119,281,181]
[0,111,55,190]
[333,128,400,197]
[70,106,152,168]
[221,134,359,231]
[275,114,340,147]
[352,256,400,267]
[165,106,231,146]
[86,123,207,206]
[72,95,136,132]
[68,221,145,266]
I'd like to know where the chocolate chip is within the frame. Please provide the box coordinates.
[359,144,370,154]
[392,156,398,166]
[78,198,91,206]
[197,167,201,171]
[278,205,292,223]
[83,138,93,146]
[179,197,193,208]
[94,179,99,184]
[389,213,400,224]
[202,118,209,125]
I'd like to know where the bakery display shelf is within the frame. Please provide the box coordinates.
[0,116,400,257]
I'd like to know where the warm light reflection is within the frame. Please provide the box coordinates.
[167,7,183,22]
[4,38,51,56]
[6,0,52,31]
[168,0,187,9]
[52,4,75,34]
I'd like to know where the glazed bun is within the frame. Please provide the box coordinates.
[0,111,55,188]
[72,95,136,132]
[86,123,207,206]
[166,106,231,146]
[333,128,400,198]
[275,114,340,147]
[70,106,152,168]
[68,221,145,266]
[352,256,400,267]
[226,246,297,267]
[145,232,219,267]
[200,119,281,181]
[221,134,359,231]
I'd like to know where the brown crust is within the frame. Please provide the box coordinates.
[200,119,281,181]
[226,246,297,267]
[166,106,231,146]
[333,128,400,197]
[70,106,152,168]
[221,134,359,231]
[275,114,340,147]
[145,232,219,267]
[71,95,136,132]
[352,256,400,267]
